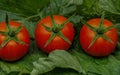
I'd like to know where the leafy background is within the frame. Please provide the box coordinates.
[0,0,120,75]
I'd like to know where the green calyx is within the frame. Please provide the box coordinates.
[96,27,106,34]
[82,12,115,48]
[0,13,25,48]
[51,24,61,33]
[42,15,74,47]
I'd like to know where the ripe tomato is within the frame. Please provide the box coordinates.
[35,15,74,53]
[80,18,118,57]
[0,21,30,61]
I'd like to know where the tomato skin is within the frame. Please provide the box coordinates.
[80,18,118,57]
[0,21,30,61]
[35,15,75,53]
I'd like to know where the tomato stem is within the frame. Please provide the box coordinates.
[88,33,99,48]
[44,32,56,47]
[0,31,7,35]
[86,11,114,48]
[0,13,26,48]
[101,34,114,44]
[96,26,105,34]
[81,19,96,31]
[43,14,74,47]
[57,31,71,44]
[41,23,52,32]
[0,36,11,48]
[5,13,11,32]
[51,15,56,28]
[104,25,116,32]
[60,14,75,30]
[12,36,25,45]
[98,11,105,28]
[21,13,41,22]
[14,25,23,35]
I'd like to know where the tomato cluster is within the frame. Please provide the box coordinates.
[0,14,118,61]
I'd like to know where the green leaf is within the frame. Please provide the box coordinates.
[0,68,7,75]
[22,21,37,39]
[72,50,112,75]
[40,0,77,16]
[0,0,50,16]
[99,0,120,15]
[79,0,102,18]
[115,24,120,43]
[44,68,81,75]
[64,0,83,5]
[0,10,23,22]
[31,50,83,75]
[105,56,120,75]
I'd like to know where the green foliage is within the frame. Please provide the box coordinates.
[31,50,84,75]
[0,0,50,16]
[78,0,102,19]
[0,0,120,75]
[99,0,120,15]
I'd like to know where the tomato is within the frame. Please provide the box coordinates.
[79,18,118,57]
[0,21,30,61]
[35,15,75,53]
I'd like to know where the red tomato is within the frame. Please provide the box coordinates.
[0,21,30,61]
[80,18,118,57]
[35,15,74,53]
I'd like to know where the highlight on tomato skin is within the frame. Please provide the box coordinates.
[79,18,118,57]
[35,15,75,53]
[0,21,30,61]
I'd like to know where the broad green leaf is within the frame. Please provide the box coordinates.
[105,56,120,75]
[78,0,102,18]
[99,0,120,15]
[0,10,23,22]
[44,68,81,75]
[31,50,84,75]
[0,0,50,16]
[40,0,77,16]
[64,0,83,5]
[0,68,7,75]
[71,48,120,75]
[22,21,37,39]
[31,58,55,75]
[116,23,120,36]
